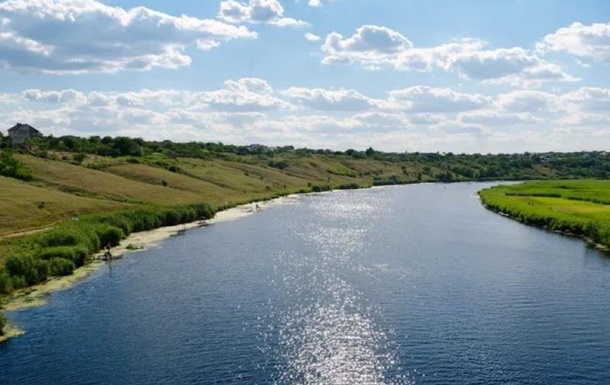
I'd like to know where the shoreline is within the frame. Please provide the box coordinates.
[479,200,610,253]
[0,194,302,335]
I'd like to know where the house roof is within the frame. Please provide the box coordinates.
[8,123,41,134]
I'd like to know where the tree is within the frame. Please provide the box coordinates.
[0,150,32,180]
[112,137,143,157]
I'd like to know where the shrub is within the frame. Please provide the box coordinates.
[311,185,331,193]
[49,258,75,276]
[337,183,361,190]
[0,312,7,336]
[39,245,89,267]
[0,150,32,180]
[0,269,13,294]
[268,160,288,170]
[5,255,42,286]
[92,224,124,248]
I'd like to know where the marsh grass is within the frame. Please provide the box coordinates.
[479,180,610,248]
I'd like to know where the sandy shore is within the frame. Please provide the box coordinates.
[1,194,302,318]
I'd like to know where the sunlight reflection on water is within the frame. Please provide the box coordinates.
[269,192,412,385]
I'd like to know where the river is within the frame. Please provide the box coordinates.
[1,183,610,384]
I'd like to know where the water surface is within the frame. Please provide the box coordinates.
[2,183,610,384]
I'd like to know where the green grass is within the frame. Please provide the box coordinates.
[479,180,610,247]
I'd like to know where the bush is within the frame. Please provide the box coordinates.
[0,312,7,336]
[0,268,13,294]
[0,150,32,180]
[5,255,43,286]
[92,224,124,248]
[49,258,75,276]
[311,185,331,193]
[268,160,288,170]
[39,245,89,266]
[337,183,361,190]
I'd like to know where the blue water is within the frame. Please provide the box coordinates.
[2,183,610,384]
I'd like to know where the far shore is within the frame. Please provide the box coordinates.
[0,194,302,329]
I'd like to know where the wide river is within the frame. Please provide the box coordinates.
[2,183,610,384]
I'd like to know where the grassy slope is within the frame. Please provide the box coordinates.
[0,176,132,237]
[479,180,610,247]
[0,153,393,262]
[16,155,204,205]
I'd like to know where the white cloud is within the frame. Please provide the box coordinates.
[218,0,307,27]
[496,90,558,113]
[305,32,321,42]
[322,25,413,66]
[459,111,540,126]
[321,25,575,85]
[0,0,256,74]
[388,86,490,113]
[193,78,290,112]
[560,87,610,112]
[539,21,610,62]
[5,82,610,153]
[22,89,86,105]
[283,87,379,111]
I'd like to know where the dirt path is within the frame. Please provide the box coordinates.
[0,226,53,241]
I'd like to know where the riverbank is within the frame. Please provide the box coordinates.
[483,203,610,253]
[479,180,610,253]
[0,194,302,338]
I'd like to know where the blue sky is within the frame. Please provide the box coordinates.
[1,0,610,153]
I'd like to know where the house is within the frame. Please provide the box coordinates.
[7,123,42,145]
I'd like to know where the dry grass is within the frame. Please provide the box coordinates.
[0,176,131,237]
[17,155,203,205]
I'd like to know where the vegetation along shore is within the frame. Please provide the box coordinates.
[2,132,610,338]
[479,180,610,251]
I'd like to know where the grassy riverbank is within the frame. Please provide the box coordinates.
[479,180,610,249]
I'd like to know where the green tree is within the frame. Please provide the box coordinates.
[0,150,32,180]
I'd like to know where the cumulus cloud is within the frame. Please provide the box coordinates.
[560,87,610,112]
[539,21,610,62]
[321,25,575,85]
[459,111,540,126]
[283,87,379,111]
[22,89,86,105]
[388,86,490,113]
[218,0,307,27]
[496,90,558,113]
[0,0,256,74]
[5,82,610,153]
[322,25,413,68]
[305,32,321,42]
[193,78,289,112]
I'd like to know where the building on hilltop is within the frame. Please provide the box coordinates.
[7,123,42,145]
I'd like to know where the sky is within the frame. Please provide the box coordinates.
[1,0,610,153]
